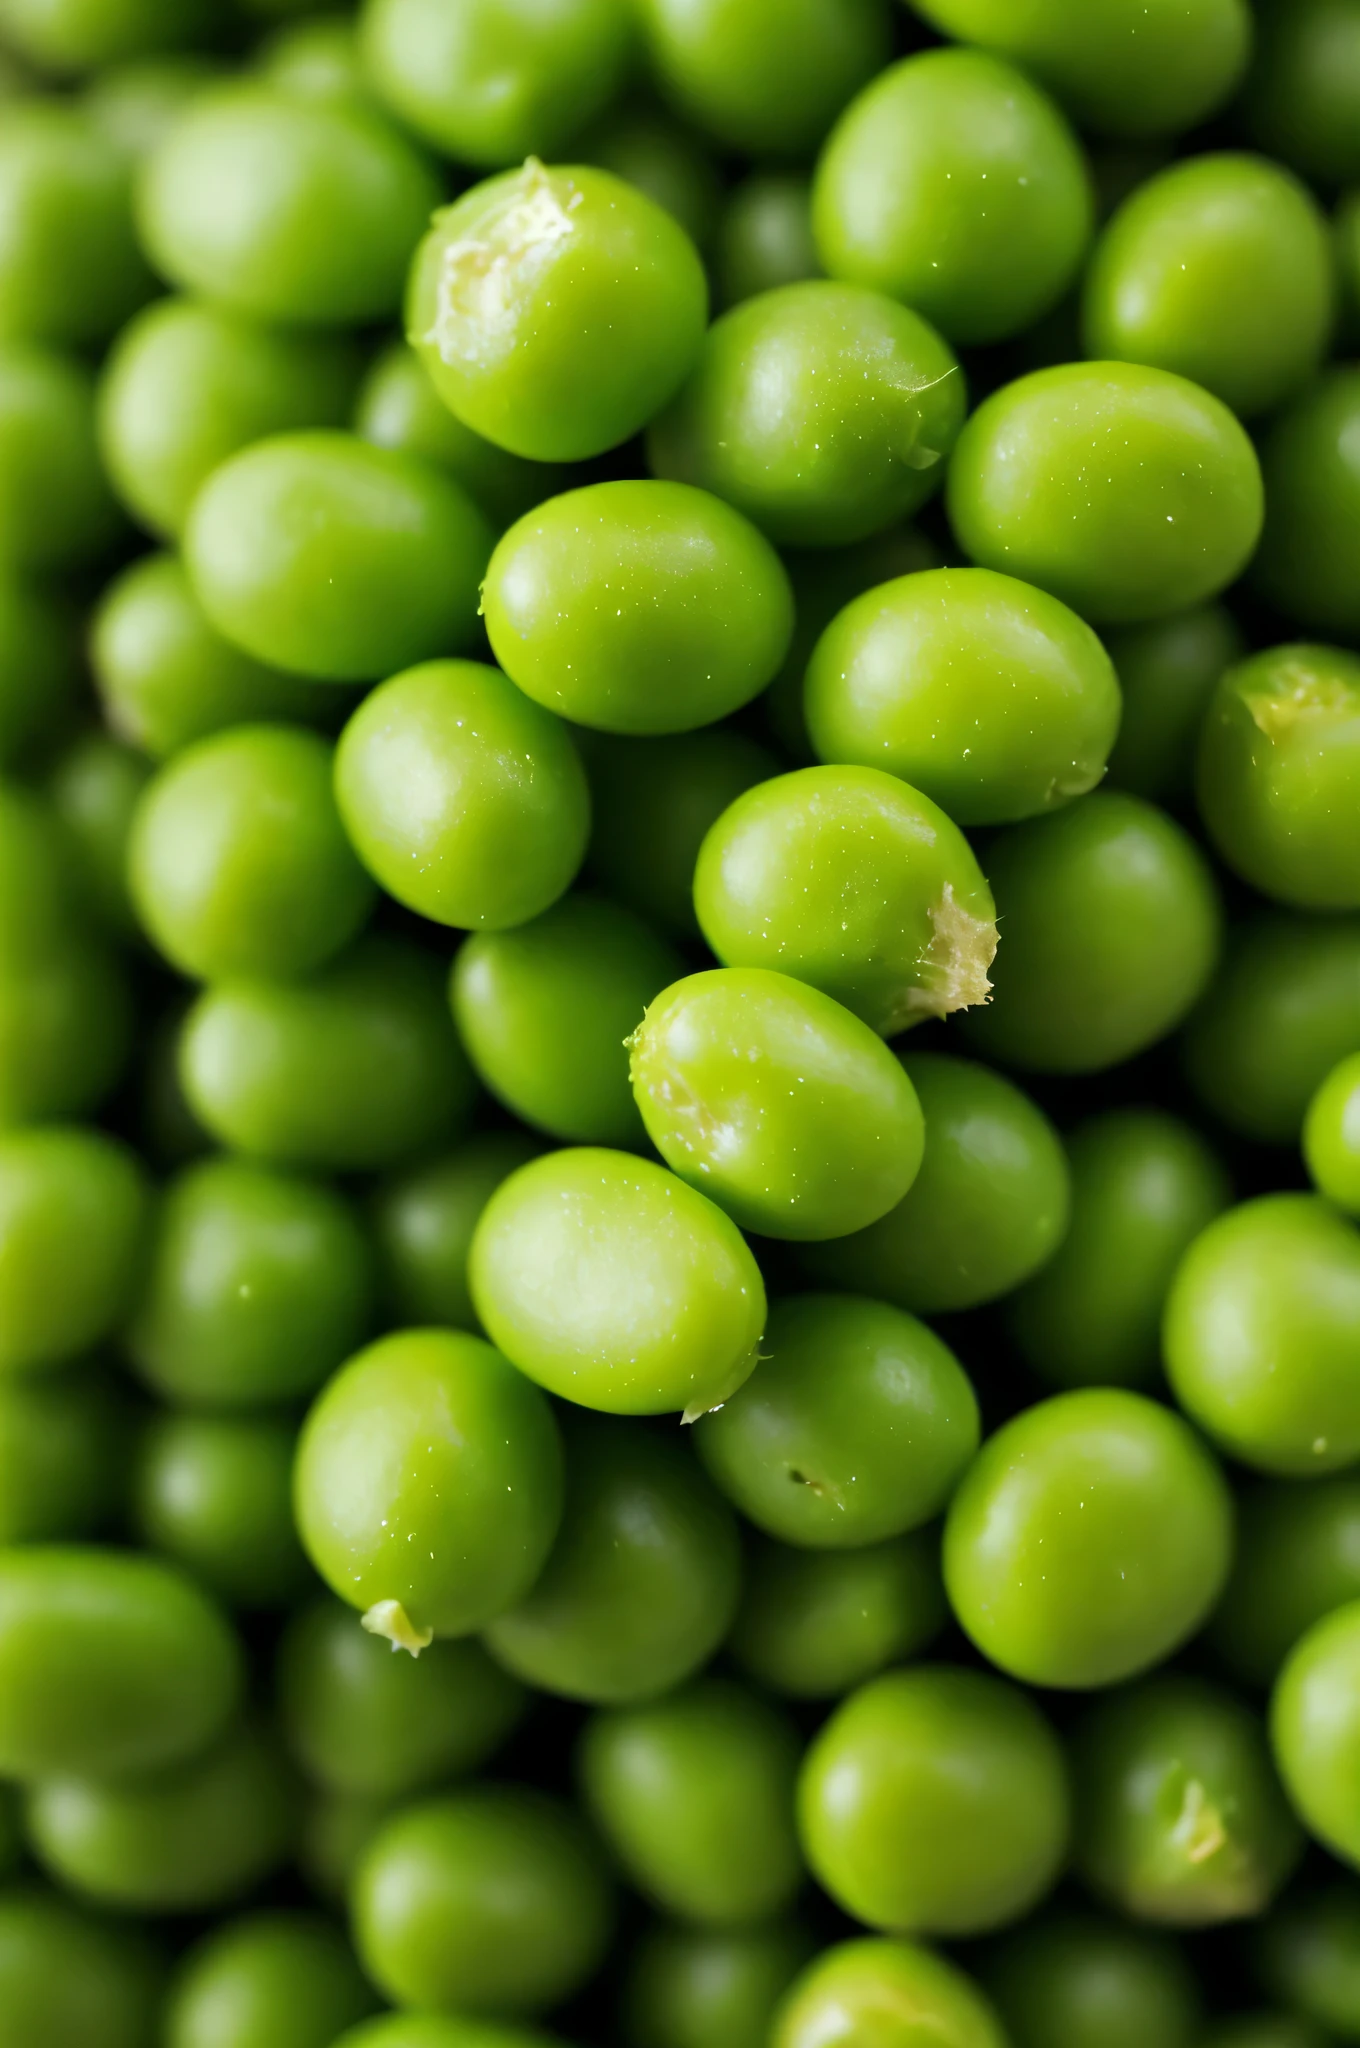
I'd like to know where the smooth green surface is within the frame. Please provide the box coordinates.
[981,1908,1203,2048]
[0,342,124,570]
[1244,0,1360,185]
[0,0,220,70]
[1211,1475,1360,1690]
[1306,1051,1360,1212]
[0,100,152,347]
[258,15,366,102]
[1272,1601,1360,1867]
[580,103,721,248]
[0,1369,128,1542]
[165,1911,377,2048]
[773,1939,1007,2048]
[0,1126,148,1374]
[371,1133,542,1332]
[1260,1882,1360,2041]
[0,1887,165,2048]
[623,1923,812,2048]
[86,53,227,157]
[1104,604,1244,804]
[716,174,820,307]
[1254,368,1360,638]
[0,577,79,771]
[48,732,150,941]
[729,1531,946,1699]
[134,1411,312,1611]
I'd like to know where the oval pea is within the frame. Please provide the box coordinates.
[0,1887,166,2048]
[165,1910,379,2048]
[623,1922,813,2048]
[729,1531,947,1700]
[981,1908,1204,2048]
[773,1938,1008,2048]
[0,100,152,349]
[1252,368,1360,640]
[370,1133,542,1332]
[0,1126,149,1375]
[0,342,124,571]
[133,1411,313,1611]
[0,1370,129,1544]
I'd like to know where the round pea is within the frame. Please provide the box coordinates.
[137,83,441,326]
[0,0,220,70]
[1009,1109,1231,1391]
[623,1922,812,2048]
[579,103,722,250]
[1307,1052,1360,1215]
[334,660,590,931]
[352,1786,615,2015]
[0,343,123,570]
[805,567,1120,826]
[407,160,708,462]
[48,733,150,942]
[165,1911,378,2048]
[715,174,820,308]
[962,792,1222,1074]
[648,281,964,548]
[1259,1882,1360,2042]
[943,1388,1234,1689]
[1243,0,1360,186]
[0,778,91,954]
[803,1054,1069,1314]
[981,1908,1204,2048]
[0,1126,149,1375]
[258,16,365,103]
[483,1417,741,1704]
[694,1293,980,1548]
[0,1887,165,2048]
[1104,603,1244,804]
[296,1328,563,1648]
[0,935,132,1130]
[1252,369,1360,638]
[0,577,78,771]
[1210,1475,1360,1690]
[299,1789,399,1908]
[371,1133,541,1331]
[773,1938,1007,2048]
[694,765,998,1035]
[471,1148,765,1418]
[336,2024,570,2048]
[1272,1601,1360,1867]
[133,1411,313,1610]
[799,1666,1069,1936]
[179,933,477,1171]
[0,101,152,348]
[86,54,226,157]
[0,1369,129,1543]
[728,1530,946,1700]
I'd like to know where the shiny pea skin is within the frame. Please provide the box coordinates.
[1272,1603,1360,1869]
[943,1388,1234,1689]
[165,1910,378,2048]
[981,1908,1204,2048]
[335,2023,571,2048]
[1305,1052,1360,1212]
[630,968,925,1242]
[1259,1881,1360,2041]
[773,1938,1007,2048]
[805,567,1120,826]
[407,160,708,463]
[579,1679,803,1926]
[729,1530,946,1700]
[1252,369,1360,639]
[715,173,820,308]
[1243,0,1360,185]
[622,1922,813,2048]
[694,766,998,1035]
[295,1327,563,1646]
[186,432,493,684]
[0,342,124,571]
[452,894,683,1146]
[0,1126,149,1374]
[334,660,590,931]
[0,1369,129,1543]
[0,101,152,348]
[1104,603,1244,804]
[798,1667,1070,1937]
[648,281,964,548]
[471,1148,765,1417]
[0,1887,166,2048]
[483,1417,741,1704]
[803,1054,1069,1315]
[694,1293,979,1548]
[371,1132,542,1331]
[0,1545,242,1780]
[1210,1475,1360,1690]
[48,732,151,942]
[1008,1109,1231,1391]
[947,361,1263,624]
[133,1411,313,1611]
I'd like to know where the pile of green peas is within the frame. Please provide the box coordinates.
[5,0,1360,2044]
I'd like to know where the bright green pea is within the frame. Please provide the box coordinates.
[943,1388,1234,1689]
[695,1293,979,1548]
[774,1938,1006,2048]
[407,160,708,463]
[27,1721,299,1914]
[258,15,365,102]
[948,362,1263,624]
[715,174,820,308]
[137,83,441,326]
[814,50,1091,348]
[1009,1109,1231,1391]
[336,2024,569,2048]
[1210,1475,1360,1690]
[803,1054,1069,1315]
[471,1148,765,1417]
[48,733,151,942]
[335,659,590,930]
[580,1679,803,1926]
[0,1545,242,1780]
[0,1127,148,1375]
[85,54,226,157]
[1074,1678,1303,1925]
[371,1133,541,1331]
[99,299,359,540]
[1260,1882,1360,2042]
[630,968,924,1242]
[352,1786,615,2015]
[0,0,220,70]
[805,567,1119,826]
[729,1531,946,1700]
[179,933,477,1170]
[0,1887,165,2048]
[360,0,634,167]
[1082,154,1332,419]
[579,104,722,250]
[1273,1603,1360,1869]
[1305,1052,1360,1212]
[694,766,997,1035]
[0,576,78,770]
[166,1911,378,2048]
[128,1155,374,1407]
[1104,603,1244,804]
[483,1417,741,1704]
[1243,0,1360,185]
[799,1667,1069,1937]
[623,1922,812,2048]
[0,102,152,347]
[0,1370,129,1543]
[1252,369,1360,638]
[962,792,1222,1074]
[981,1908,1204,2048]
[648,281,964,548]
[297,1328,563,1648]
[133,1411,313,1611]
[278,1594,526,1797]
[0,343,123,570]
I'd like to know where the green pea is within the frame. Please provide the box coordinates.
[814,49,1091,348]
[648,281,964,548]
[580,1678,803,1926]
[0,1545,242,1780]
[1243,0,1360,186]
[99,299,360,541]
[483,1417,741,1704]
[91,554,334,761]
[166,1911,378,2048]
[85,54,226,158]
[0,1369,129,1543]
[695,1293,979,1548]
[0,343,123,571]
[48,733,150,943]
[0,576,78,770]
[1104,603,1245,805]
[133,1410,313,1611]
[694,766,997,1035]
[906,0,1250,140]
[1252,369,1360,639]
[471,1148,765,1418]
[137,83,441,326]
[1260,1882,1360,2042]
[943,1388,1234,1689]
[715,174,820,308]
[980,1908,1204,2048]
[624,1922,811,2048]
[805,567,1119,826]
[962,792,1222,1074]
[352,1786,615,2015]
[1305,1052,1360,1213]
[299,1788,398,1907]
[0,0,220,70]
[278,1594,526,1797]
[407,160,708,462]
[336,2024,569,2048]
[799,1666,1069,1936]
[635,0,889,157]
[729,1530,946,1700]
[360,0,634,167]
[1210,1475,1360,1690]
[0,935,133,1129]
[1272,1601,1360,1867]
[0,1886,165,2048]
[335,659,590,931]
[579,104,722,250]
[0,1127,149,1375]
[0,777,90,953]
[259,15,365,103]
[371,1133,541,1331]
[1073,1678,1303,1925]
[1009,1109,1231,1391]
[0,101,152,348]
[775,1938,1006,2048]
[179,934,477,1171]
[586,727,777,943]
[27,1721,299,1914]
